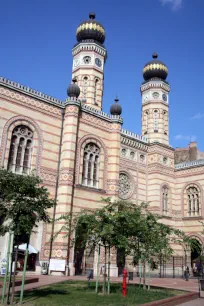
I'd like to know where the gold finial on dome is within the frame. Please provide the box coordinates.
[89,12,96,19]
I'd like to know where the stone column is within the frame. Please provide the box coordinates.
[106,117,123,276]
[51,98,80,274]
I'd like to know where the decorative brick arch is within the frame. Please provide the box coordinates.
[76,134,108,190]
[181,182,203,217]
[0,115,43,175]
[186,233,204,245]
[160,183,172,215]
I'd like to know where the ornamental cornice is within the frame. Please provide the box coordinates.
[81,104,123,124]
[175,159,204,171]
[0,86,62,118]
[148,163,175,175]
[140,81,170,93]
[148,144,174,157]
[81,113,111,132]
[72,41,107,58]
[121,136,149,152]
[0,76,64,108]
[64,98,81,108]
[120,159,147,172]
[175,165,204,176]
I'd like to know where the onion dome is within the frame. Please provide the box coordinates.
[143,53,168,81]
[67,78,80,98]
[110,97,122,116]
[76,13,105,44]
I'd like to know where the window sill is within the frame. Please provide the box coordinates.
[75,184,106,194]
[161,214,172,219]
[183,216,203,220]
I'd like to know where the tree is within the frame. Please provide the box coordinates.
[54,198,192,294]
[0,168,55,239]
[0,168,55,305]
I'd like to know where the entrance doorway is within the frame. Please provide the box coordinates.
[191,239,202,276]
[74,222,94,275]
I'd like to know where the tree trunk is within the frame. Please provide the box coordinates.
[148,261,151,290]
[143,261,146,289]
[95,244,101,294]
[139,260,142,288]
[103,246,107,295]
[107,246,111,295]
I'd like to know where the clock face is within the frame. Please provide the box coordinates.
[83,56,91,64]
[152,92,159,99]
[162,93,167,102]
[95,58,102,67]
[73,58,80,68]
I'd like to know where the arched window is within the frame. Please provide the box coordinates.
[8,125,33,174]
[82,143,100,188]
[94,79,99,105]
[162,186,168,213]
[187,186,200,216]
[83,76,88,100]
[163,110,168,135]
[154,110,159,132]
[143,110,149,135]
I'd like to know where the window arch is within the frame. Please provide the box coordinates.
[186,185,200,217]
[143,110,149,135]
[8,125,33,174]
[82,76,89,100]
[82,143,100,188]
[163,110,168,135]
[94,79,100,105]
[162,185,168,214]
[153,109,159,132]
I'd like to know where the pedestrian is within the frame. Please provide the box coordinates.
[184,266,190,281]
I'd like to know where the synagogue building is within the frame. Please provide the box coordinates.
[0,13,203,276]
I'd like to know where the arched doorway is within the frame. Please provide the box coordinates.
[191,238,202,276]
[74,222,94,276]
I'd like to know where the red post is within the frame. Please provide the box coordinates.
[122,269,128,297]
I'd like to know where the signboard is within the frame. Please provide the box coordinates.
[49,259,66,272]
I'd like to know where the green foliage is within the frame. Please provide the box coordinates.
[56,198,189,264]
[0,169,55,242]
[16,280,183,306]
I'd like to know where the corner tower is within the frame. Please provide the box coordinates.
[140,53,170,145]
[72,13,107,111]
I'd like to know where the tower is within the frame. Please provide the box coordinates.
[140,53,170,145]
[72,13,107,111]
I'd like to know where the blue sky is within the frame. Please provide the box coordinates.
[1,0,204,150]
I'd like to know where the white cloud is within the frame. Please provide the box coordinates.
[174,134,196,141]
[190,113,204,120]
[160,0,183,11]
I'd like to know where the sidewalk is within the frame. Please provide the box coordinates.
[179,299,204,306]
